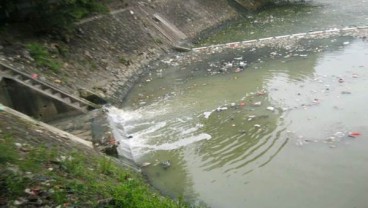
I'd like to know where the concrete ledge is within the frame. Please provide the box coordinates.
[1,103,93,148]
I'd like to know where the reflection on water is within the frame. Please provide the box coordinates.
[108,37,368,207]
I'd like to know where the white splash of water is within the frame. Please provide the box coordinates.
[106,106,212,161]
[203,111,213,119]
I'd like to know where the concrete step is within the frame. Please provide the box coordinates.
[0,62,99,113]
[64,97,71,103]
[44,88,53,94]
[13,74,22,80]
[72,102,80,107]
[80,105,88,111]
[53,92,62,98]
[34,84,42,89]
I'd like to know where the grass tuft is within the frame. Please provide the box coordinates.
[26,42,62,73]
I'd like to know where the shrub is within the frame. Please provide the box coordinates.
[1,0,108,34]
[26,42,62,72]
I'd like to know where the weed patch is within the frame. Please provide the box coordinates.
[0,133,189,207]
[26,42,62,73]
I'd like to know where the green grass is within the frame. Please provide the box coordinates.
[26,42,62,73]
[0,134,188,207]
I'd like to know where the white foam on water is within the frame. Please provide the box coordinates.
[181,126,200,135]
[132,133,212,155]
[106,106,212,160]
[130,121,167,138]
[203,111,214,119]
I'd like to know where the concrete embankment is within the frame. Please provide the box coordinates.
[63,0,241,104]
[0,0,242,106]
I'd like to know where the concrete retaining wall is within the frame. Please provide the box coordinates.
[0,78,81,122]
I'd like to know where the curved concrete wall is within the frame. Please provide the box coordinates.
[193,26,368,54]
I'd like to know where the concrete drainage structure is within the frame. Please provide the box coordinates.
[0,63,99,122]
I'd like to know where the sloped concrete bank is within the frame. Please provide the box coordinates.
[68,0,241,104]
[0,0,242,107]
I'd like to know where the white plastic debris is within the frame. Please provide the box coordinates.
[216,107,228,111]
[266,106,275,111]
[253,101,262,106]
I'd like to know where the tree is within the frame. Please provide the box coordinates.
[0,0,107,33]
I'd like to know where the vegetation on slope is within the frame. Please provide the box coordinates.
[0,110,188,208]
[0,0,108,33]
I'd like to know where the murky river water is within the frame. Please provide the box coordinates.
[108,1,368,207]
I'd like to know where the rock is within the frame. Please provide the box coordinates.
[84,50,93,59]
[24,188,35,195]
[22,50,34,62]
[78,88,107,105]
[98,143,119,158]
[14,198,27,206]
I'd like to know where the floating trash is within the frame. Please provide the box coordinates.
[266,106,275,111]
[348,132,361,138]
[253,101,262,106]
[248,115,256,121]
[216,107,228,111]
